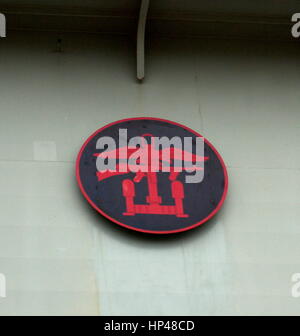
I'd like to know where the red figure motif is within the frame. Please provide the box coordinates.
[94,134,209,218]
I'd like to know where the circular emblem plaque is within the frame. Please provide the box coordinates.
[76,118,228,234]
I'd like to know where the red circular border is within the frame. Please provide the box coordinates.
[76,117,228,234]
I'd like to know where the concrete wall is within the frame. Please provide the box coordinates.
[0,31,299,315]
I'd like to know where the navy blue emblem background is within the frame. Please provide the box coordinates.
[77,119,227,233]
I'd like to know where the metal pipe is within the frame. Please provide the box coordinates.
[137,0,150,80]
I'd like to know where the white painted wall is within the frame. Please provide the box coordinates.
[0,31,299,315]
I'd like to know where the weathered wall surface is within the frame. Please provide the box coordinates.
[0,32,299,315]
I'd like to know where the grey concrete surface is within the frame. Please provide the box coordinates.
[0,32,299,315]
